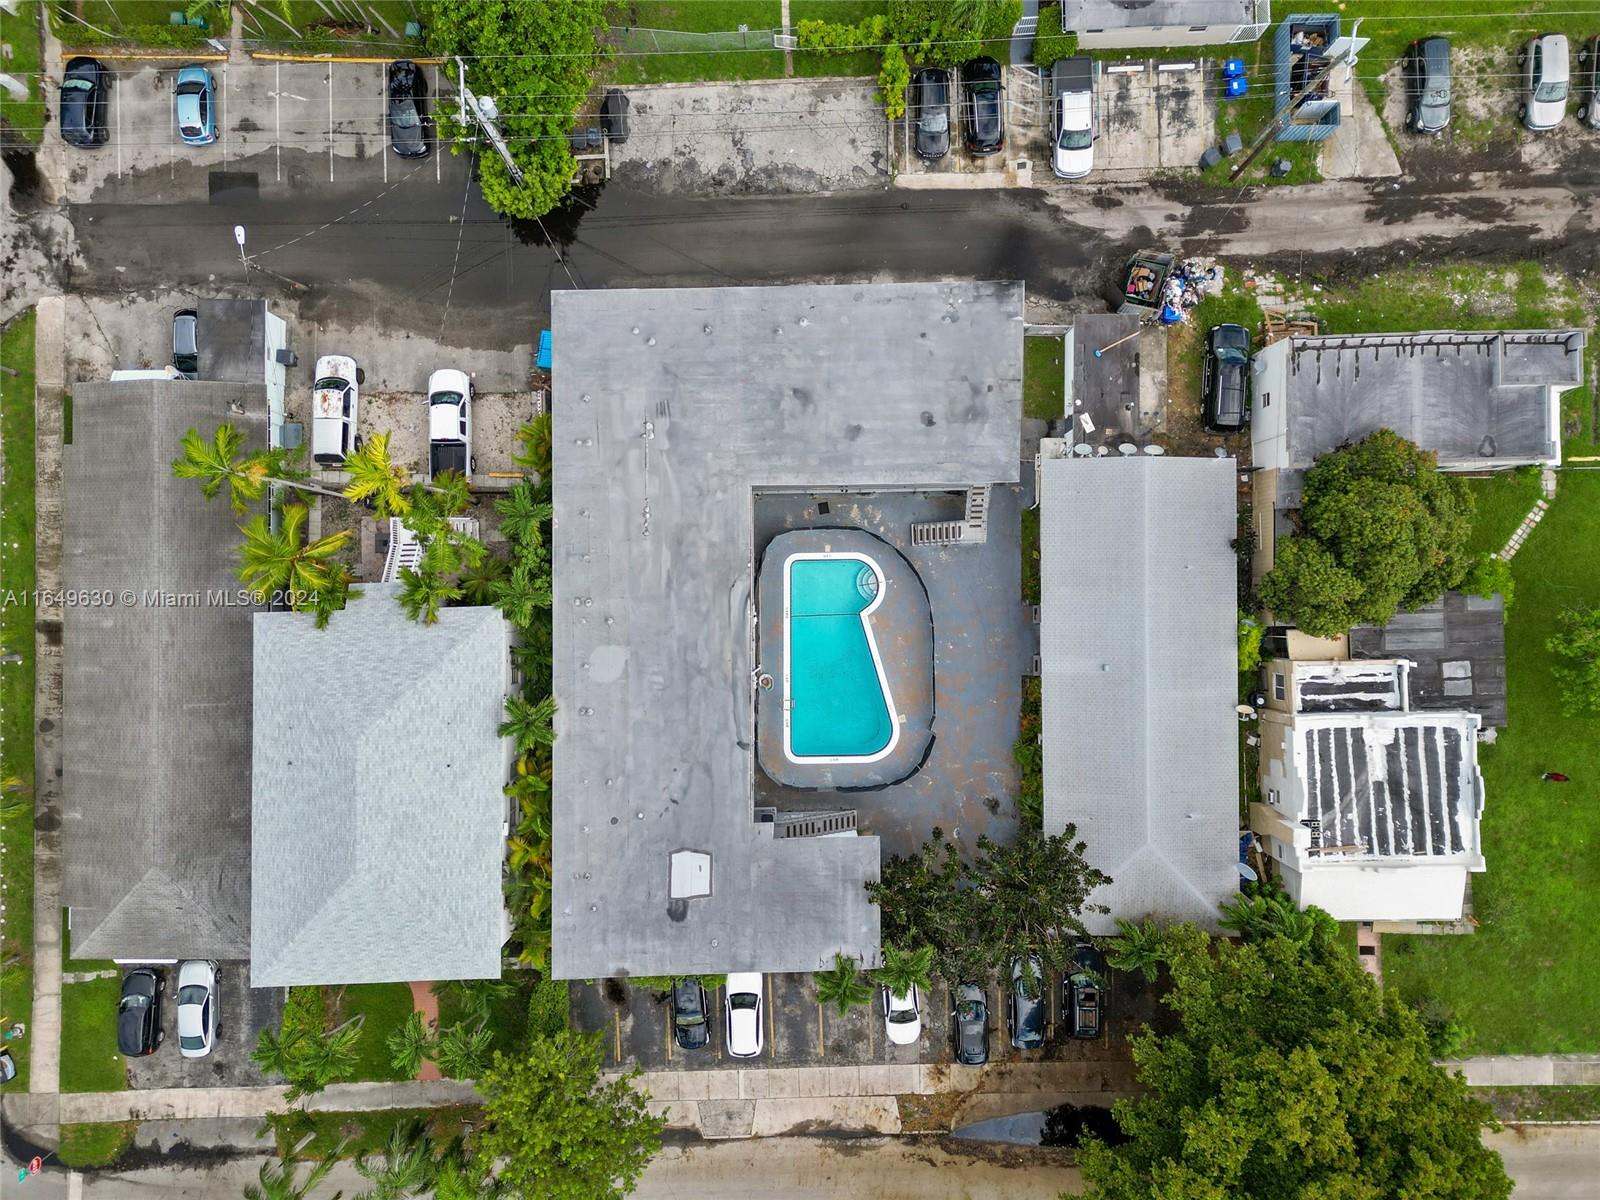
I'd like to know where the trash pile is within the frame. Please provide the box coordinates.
[1157,259,1224,326]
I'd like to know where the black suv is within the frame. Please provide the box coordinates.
[961,57,1005,155]
[1202,322,1251,433]
[670,978,711,1051]
[387,60,430,159]
[1006,955,1045,1050]
[1404,37,1452,133]
[117,968,163,1056]
[1065,942,1104,1040]
[951,981,989,1065]
[60,56,110,148]
[911,67,951,161]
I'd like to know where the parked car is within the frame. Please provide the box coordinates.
[951,981,989,1065]
[1578,35,1600,128]
[59,56,110,148]
[0,1049,15,1083]
[176,959,218,1059]
[1519,34,1570,131]
[961,57,1005,155]
[117,968,163,1057]
[311,354,363,467]
[1201,322,1251,433]
[882,984,921,1046]
[1403,37,1452,133]
[387,59,429,159]
[1065,942,1104,1040]
[670,978,711,1051]
[1051,56,1096,178]
[174,65,218,146]
[427,368,473,480]
[1006,955,1045,1050]
[911,67,951,161]
[724,973,764,1058]
[171,308,198,379]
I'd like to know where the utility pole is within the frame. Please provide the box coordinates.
[454,56,524,187]
[1228,21,1368,183]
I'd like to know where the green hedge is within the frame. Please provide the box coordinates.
[1032,3,1078,66]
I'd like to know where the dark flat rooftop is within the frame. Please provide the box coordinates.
[197,298,267,384]
[1350,591,1507,728]
[1065,0,1257,30]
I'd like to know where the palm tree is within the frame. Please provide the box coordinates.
[1219,886,1321,947]
[342,433,415,518]
[1107,917,1167,983]
[815,953,873,1017]
[433,1021,494,1080]
[397,566,462,625]
[386,1010,437,1078]
[284,1018,363,1100]
[510,414,552,479]
[353,1117,436,1200]
[492,562,551,630]
[494,483,552,547]
[173,424,344,513]
[237,503,353,609]
[499,694,557,752]
[437,977,513,1027]
[242,1142,347,1200]
[250,1026,305,1080]
[458,552,509,606]
[871,942,936,999]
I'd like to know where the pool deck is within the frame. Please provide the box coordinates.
[754,487,1035,859]
[757,529,935,789]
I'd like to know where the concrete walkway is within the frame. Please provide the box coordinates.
[1443,1056,1600,1087]
[27,295,66,1097]
[1010,0,1040,66]
[406,980,442,1082]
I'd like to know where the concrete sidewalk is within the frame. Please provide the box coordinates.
[1444,1056,1600,1087]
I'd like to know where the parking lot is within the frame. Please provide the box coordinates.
[46,57,453,205]
[572,968,1158,1075]
[123,961,283,1089]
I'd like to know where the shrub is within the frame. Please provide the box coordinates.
[795,14,888,53]
[1548,605,1600,717]
[878,44,911,120]
[1460,553,1514,612]
[1032,4,1079,66]
[528,976,571,1040]
[1411,995,1474,1059]
[1238,612,1264,675]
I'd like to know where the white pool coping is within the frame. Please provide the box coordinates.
[781,550,901,765]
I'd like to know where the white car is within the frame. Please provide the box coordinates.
[724,972,764,1058]
[1519,33,1570,132]
[1051,56,1096,179]
[427,368,473,480]
[882,984,921,1046]
[311,354,362,467]
[175,959,218,1059]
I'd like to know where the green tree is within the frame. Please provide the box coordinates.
[472,1031,665,1199]
[353,1117,436,1200]
[1548,604,1600,716]
[397,564,463,625]
[343,432,415,519]
[495,483,553,547]
[1237,611,1264,675]
[421,1,607,220]
[386,1010,437,1078]
[814,953,874,1017]
[889,0,1022,66]
[493,563,552,629]
[500,694,557,753]
[284,1019,364,1101]
[459,552,510,606]
[436,1021,495,1080]
[250,1026,306,1080]
[1078,921,1511,1200]
[173,424,346,512]
[1261,430,1475,636]
[242,1143,348,1200]
[1219,881,1324,947]
[237,503,353,628]
[511,415,552,481]
[439,976,515,1027]
[1106,917,1167,984]
[871,942,935,998]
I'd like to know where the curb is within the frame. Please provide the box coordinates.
[59,49,227,62]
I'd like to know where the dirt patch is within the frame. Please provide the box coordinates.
[898,1090,970,1133]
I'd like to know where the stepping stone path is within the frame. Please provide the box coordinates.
[1496,499,1550,562]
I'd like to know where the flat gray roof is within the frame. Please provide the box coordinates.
[1039,455,1238,933]
[197,299,267,384]
[1283,331,1584,469]
[61,380,265,961]
[1351,591,1507,728]
[250,585,513,986]
[551,282,1024,978]
[1065,0,1258,31]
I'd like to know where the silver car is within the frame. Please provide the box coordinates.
[1519,34,1569,132]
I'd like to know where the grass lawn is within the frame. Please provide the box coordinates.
[0,1,45,145]
[57,1121,137,1169]
[1463,470,1543,559]
[791,0,885,78]
[1383,470,1600,1053]
[0,313,36,1093]
[610,0,785,83]
[332,982,415,1083]
[264,1105,477,1161]
[1475,1086,1600,1123]
[1020,504,1039,607]
[434,974,543,1062]
[1023,335,1065,420]
[59,972,126,1092]
[51,0,210,48]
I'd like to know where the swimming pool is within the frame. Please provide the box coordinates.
[783,552,899,764]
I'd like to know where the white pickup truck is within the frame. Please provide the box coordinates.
[427,368,473,480]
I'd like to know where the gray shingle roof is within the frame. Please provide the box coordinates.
[551,282,1025,978]
[250,585,512,986]
[1038,455,1239,933]
[61,381,265,962]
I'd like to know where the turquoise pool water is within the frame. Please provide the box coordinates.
[787,556,895,760]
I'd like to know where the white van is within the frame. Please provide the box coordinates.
[311,354,362,466]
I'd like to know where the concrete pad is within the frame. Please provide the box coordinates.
[739,1070,771,1099]
[635,1071,681,1102]
[1323,81,1401,179]
[699,1068,743,1100]
[698,1099,758,1139]
[1554,1059,1600,1085]
[765,1069,805,1098]
[652,1100,701,1130]
[826,1066,863,1097]
[751,1097,901,1137]
[858,1064,896,1096]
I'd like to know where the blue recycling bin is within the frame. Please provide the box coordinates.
[1225,75,1249,98]
[1223,57,1246,78]
[536,330,553,370]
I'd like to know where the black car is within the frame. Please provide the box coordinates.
[961,57,1005,155]
[670,978,711,1051]
[911,67,951,161]
[1202,322,1251,433]
[172,308,198,379]
[1579,35,1600,128]
[387,60,429,159]
[59,56,110,148]
[117,968,162,1057]
[1006,955,1045,1050]
[951,981,989,1065]
[1404,37,1452,133]
[1065,941,1104,1040]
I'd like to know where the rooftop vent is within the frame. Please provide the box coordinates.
[668,849,712,899]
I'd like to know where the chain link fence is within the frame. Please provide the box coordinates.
[609,26,784,55]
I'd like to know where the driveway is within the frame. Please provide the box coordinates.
[124,962,282,1089]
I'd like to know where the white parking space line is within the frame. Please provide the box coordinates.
[327,66,334,182]
[220,64,228,164]
[381,63,388,184]
[434,63,442,182]
[115,75,122,177]
[275,62,281,181]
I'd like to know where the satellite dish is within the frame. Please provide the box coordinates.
[1237,861,1259,881]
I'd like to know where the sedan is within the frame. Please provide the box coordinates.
[951,981,989,1065]
[1006,955,1045,1051]
[670,978,711,1052]
[176,960,218,1059]
[882,985,921,1046]
[174,65,217,146]
[724,972,764,1058]
[117,968,162,1057]
[172,308,198,379]
[961,57,1005,155]
[1519,33,1569,132]
[1065,941,1104,1040]
[59,56,110,148]
[1201,322,1251,433]
[911,67,950,161]
[1403,37,1451,134]
[387,59,429,158]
